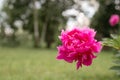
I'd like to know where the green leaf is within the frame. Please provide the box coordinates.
[110,66,120,70]
[115,53,120,58]
[110,34,118,39]
[114,61,120,65]
[102,35,120,50]
[116,71,120,76]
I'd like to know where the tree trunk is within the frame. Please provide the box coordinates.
[40,19,47,46]
[47,42,51,48]
[1,23,5,38]
[33,0,39,48]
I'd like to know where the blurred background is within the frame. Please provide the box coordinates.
[0,0,120,80]
[0,0,120,48]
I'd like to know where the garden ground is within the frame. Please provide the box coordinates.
[0,47,119,80]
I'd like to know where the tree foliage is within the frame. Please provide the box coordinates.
[90,0,120,38]
[40,0,74,48]
[2,0,74,48]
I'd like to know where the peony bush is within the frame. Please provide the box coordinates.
[103,14,120,76]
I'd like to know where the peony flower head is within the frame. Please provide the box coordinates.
[109,14,120,27]
[56,27,102,69]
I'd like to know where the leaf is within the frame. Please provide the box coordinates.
[102,36,120,50]
[115,54,120,58]
[116,71,120,76]
[110,66,120,70]
[114,61,120,65]
[110,34,118,39]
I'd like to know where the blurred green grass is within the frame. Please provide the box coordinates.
[0,47,119,80]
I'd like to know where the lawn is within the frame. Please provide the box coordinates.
[0,47,119,80]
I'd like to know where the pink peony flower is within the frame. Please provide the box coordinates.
[109,14,120,26]
[56,27,102,69]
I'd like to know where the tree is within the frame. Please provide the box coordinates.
[3,0,74,48]
[90,0,120,39]
[3,0,40,47]
[33,0,40,48]
[40,0,74,48]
